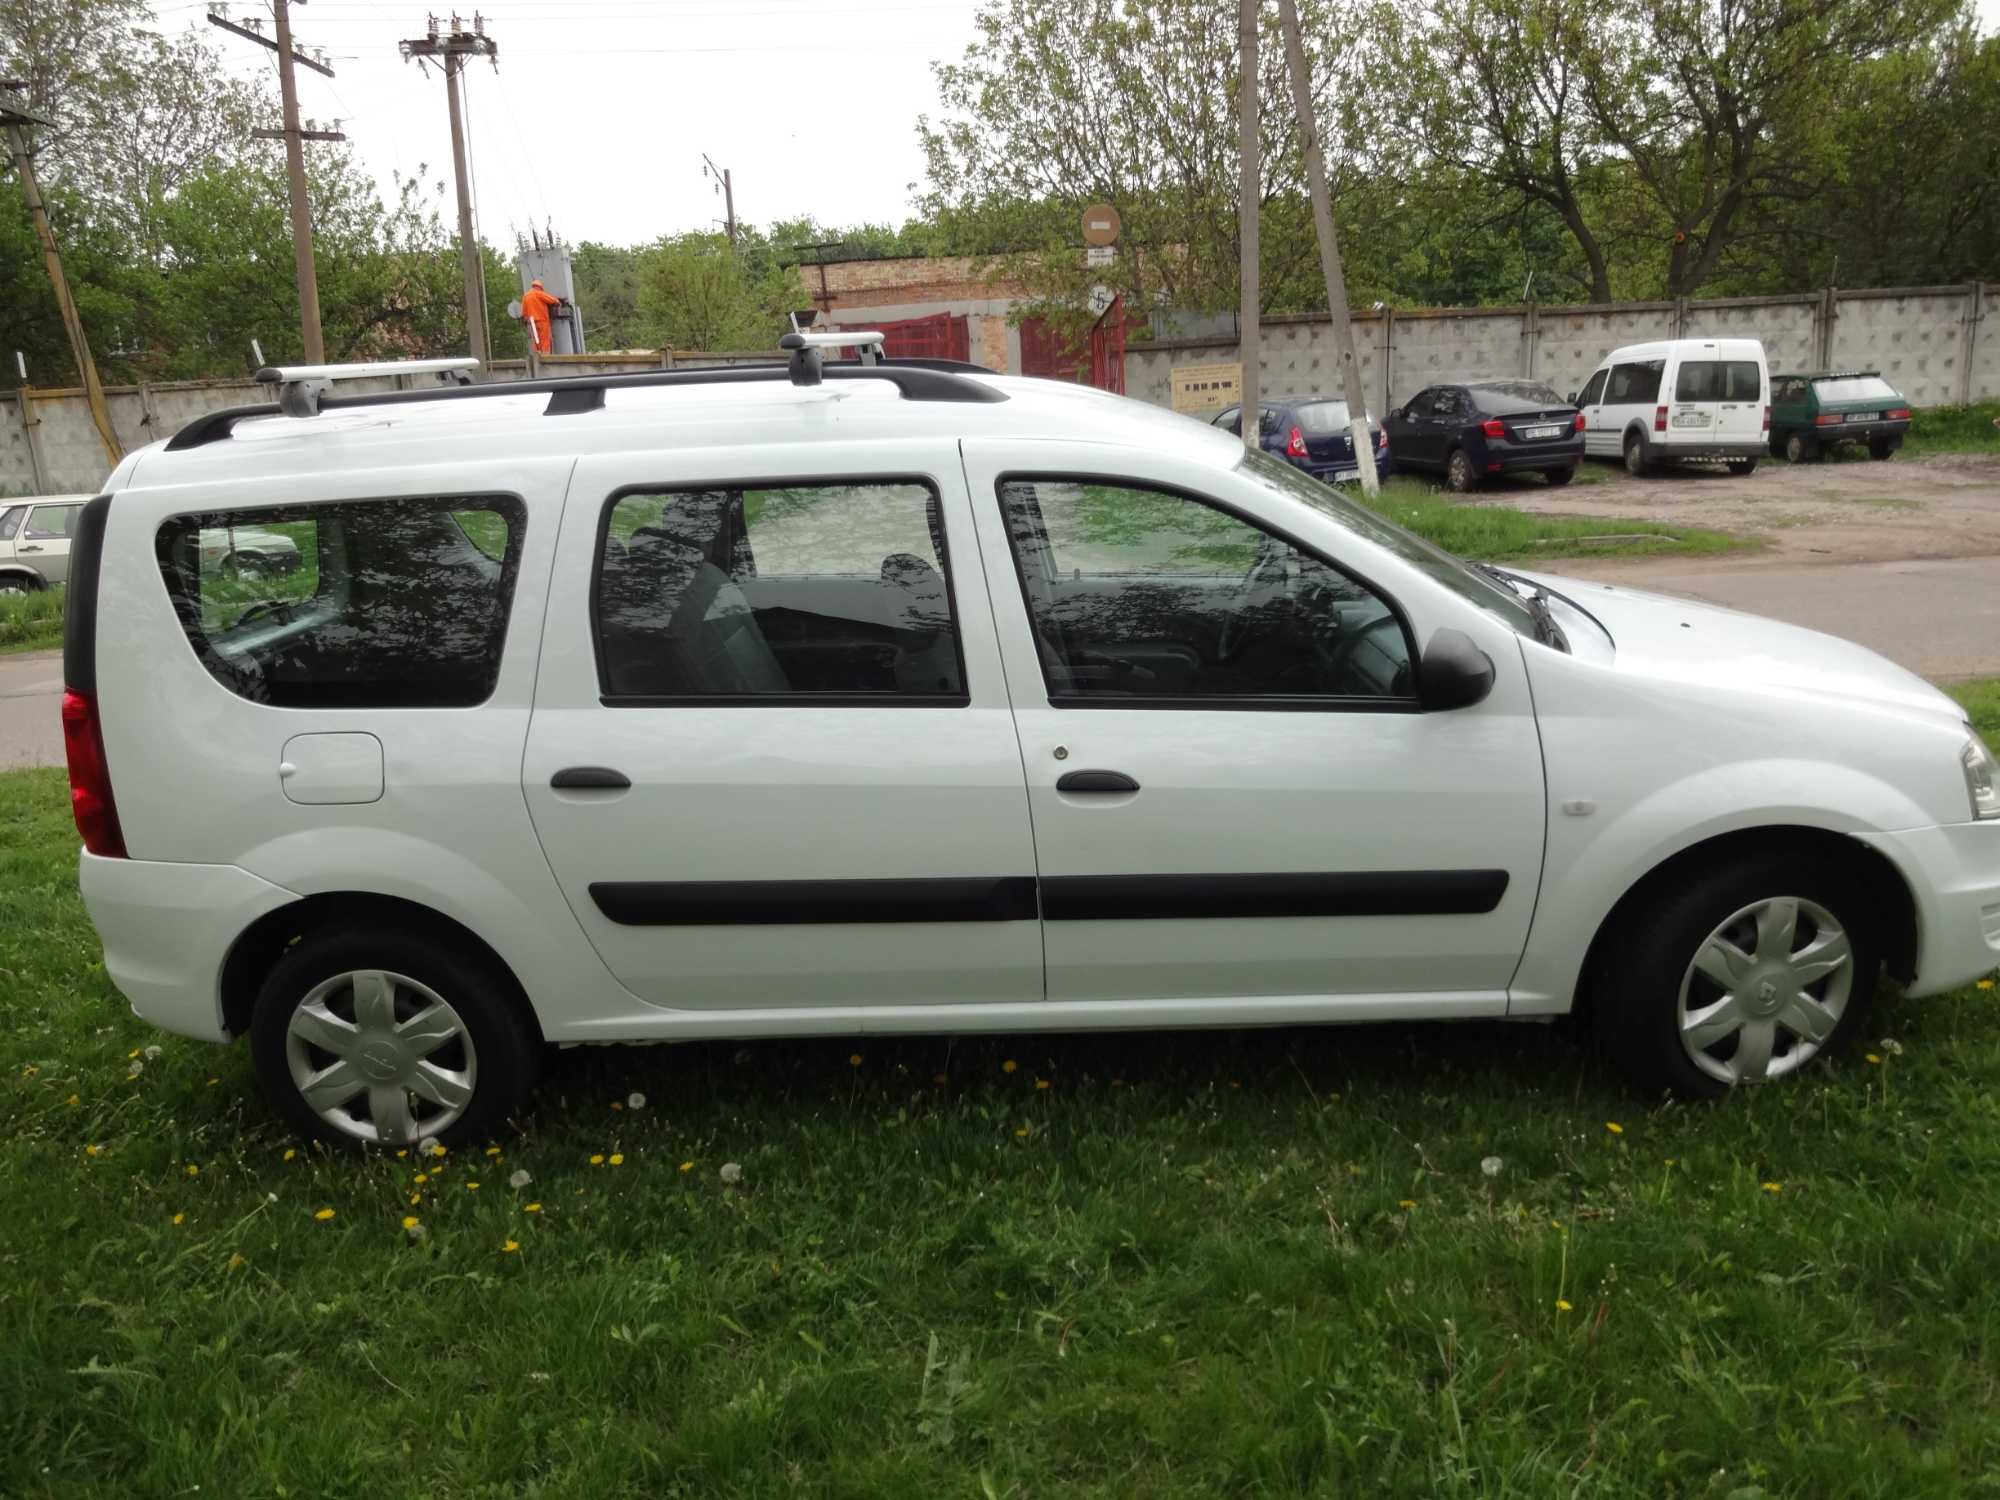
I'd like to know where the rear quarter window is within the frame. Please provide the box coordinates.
[154,495,525,708]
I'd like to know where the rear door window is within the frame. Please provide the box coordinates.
[0,505,24,542]
[155,495,525,708]
[1675,361,1762,402]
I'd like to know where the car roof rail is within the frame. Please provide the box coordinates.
[255,356,481,418]
[165,353,1007,452]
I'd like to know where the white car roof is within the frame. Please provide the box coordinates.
[110,371,1247,498]
[1600,338,1767,364]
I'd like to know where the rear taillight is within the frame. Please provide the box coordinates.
[1763,405,1771,432]
[1888,406,1911,420]
[1480,418,1507,439]
[1573,411,1587,432]
[1815,413,1844,426]
[1286,425,1308,459]
[1376,427,1389,452]
[1654,406,1668,433]
[61,689,125,858]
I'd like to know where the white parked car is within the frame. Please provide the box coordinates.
[196,523,301,577]
[1573,337,1769,476]
[0,494,91,591]
[61,345,1999,1146]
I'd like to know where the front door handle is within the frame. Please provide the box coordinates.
[18,545,42,553]
[551,766,630,790]
[1056,769,1140,794]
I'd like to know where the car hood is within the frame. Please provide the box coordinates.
[1514,569,1965,726]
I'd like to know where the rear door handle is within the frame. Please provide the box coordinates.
[551,766,630,790]
[1056,769,1140,794]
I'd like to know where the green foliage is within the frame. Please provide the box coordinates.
[0,588,63,654]
[4,751,2000,1492]
[632,231,806,352]
[1361,476,1747,559]
[1901,401,2000,459]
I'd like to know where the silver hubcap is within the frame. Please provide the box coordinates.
[284,969,478,1143]
[1677,896,1853,1085]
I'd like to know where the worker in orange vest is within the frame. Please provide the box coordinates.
[520,279,562,354]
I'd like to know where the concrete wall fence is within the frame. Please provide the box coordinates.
[5,282,1993,496]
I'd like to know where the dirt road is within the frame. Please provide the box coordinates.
[1486,450,2000,566]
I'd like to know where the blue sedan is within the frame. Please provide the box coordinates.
[1209,396,1393,485]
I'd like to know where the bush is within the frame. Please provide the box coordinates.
[0,587,64,653]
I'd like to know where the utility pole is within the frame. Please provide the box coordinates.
[0,85,121,465]
[403,16,498,369]
[1236,0,1260,451]
[702,153,737,251]
[209,1,338,364]
[1276,0,1377,494]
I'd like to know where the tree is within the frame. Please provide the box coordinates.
[633,231,806,352]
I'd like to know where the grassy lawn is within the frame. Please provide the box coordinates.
[1902,401,2000,459]
[1363,476,1746,561]
[5,686,2000,1494]
[0,588,64,655]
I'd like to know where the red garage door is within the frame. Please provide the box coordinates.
[832,312,969,363]
[1023,299,1126,393]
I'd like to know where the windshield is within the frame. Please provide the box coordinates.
[1813,375,1900,403]
[1236,449,1537,637]
[1295,400,1352,433]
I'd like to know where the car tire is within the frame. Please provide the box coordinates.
[1868,438,1895,461]
[249,920,541,1149]
[1784,432,1814,464]
[0,578,30,596]
[1446,448,1478,493]
[1592,847,1878,1098]
[1623,434,1651,477]
[1543,466,1575,487]
[1727,457,1759,476]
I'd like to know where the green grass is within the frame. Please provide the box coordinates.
[1362,476,1748,561]
[0,588,64,655]
[1902,401,2000,459]
[6,684,2000,1495]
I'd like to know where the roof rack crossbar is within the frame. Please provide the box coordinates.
[164,358,1006,451]
[255,356,480,418]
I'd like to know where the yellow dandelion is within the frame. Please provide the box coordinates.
[402,1215,420,1231]
[1664,1157,1676,1166]
[129,1048,140,1059]
[172,1212,185,1225]
[20,1065,35,1077]
[1002,1059,1018,1074]
[1035,1078,1051,1091]
[1762,1181,1782,1194]
[395,1149,408,1159]
[1015,1127,1029,1137]
[409,1193,421,1205]
[1605,1122,1624,1134]
[524,1202,543,1213]
[590,1154,605,1166]
[485,1146,502,1157]
[1551,1219,1563,1229]
[610,1101,622,1111]
[849,1053,863,1067]
[467,1181,480,1191]
[84,1144,101,1158]
[414,1172,428,1185]
[501,1239,520,1253]
[207,1077,219,1086]
[1865,1053,1882,1064]
[430,1142,447,1157]
[1398,1199,1417,1210]
[1978,979,1995,991]
[608,1154,624,1166]
[1556,1298,1573,1311]
[226,1252,245,1271]
[283,1148,296,1161]
[314,1207,336,1221]
[679,1160,693,1172]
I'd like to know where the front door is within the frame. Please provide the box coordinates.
[521,443,1044,1013]
[1576,369,1610,456]
[961,441,1547,1008]
[17,502,78,586]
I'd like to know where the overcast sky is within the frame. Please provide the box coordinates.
[166,0,989,249]
[167,0,2000,254]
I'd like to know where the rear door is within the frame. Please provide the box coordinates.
[1670,354,1764,444]
[520,441,1043,1013]
[18,503,78,586]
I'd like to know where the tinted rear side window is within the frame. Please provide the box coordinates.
[155,496,525,708]
[1675,361,1762,401]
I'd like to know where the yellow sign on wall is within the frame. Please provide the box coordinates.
[1169,360,1244,415]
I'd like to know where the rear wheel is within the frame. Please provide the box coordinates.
[1592,849,1877,1097]
[1727,457,1759,476]
[250,921,540,1148]
[1868,437,1895,461]
[1784,432,1815,464]
[0,576,31,595]
[1544,466,1575,487]
[1446,448,1478,493]
[1623,434,1651,477]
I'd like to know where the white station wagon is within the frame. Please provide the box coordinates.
[62,343,2000,1147]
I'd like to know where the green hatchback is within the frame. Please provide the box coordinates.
[1769,371,1912,463]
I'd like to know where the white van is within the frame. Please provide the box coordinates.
[61,347,2000,1146]
[1572,338,1769,476]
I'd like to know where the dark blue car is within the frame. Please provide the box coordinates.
[1384,380,1584,492]
[1209,396,1393,485]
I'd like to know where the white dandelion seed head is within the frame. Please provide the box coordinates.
[1480,1155,1504,1178]
[627,1092,647,1110]
[418,1136,440,1156]
[126,1062,143,1077]
[509,1169,531,1189]
[1880,1038,1904,1055]
[143,1045,162,1060]
[719,1161,744,1184]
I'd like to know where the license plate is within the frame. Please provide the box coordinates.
[1522,424,1562,440]
[1845,411,1879,423]
[1673,411,1711,428]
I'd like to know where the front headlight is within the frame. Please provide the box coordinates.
[1963,734,2000,820]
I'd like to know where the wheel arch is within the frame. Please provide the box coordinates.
[1573,824,1918,1021]
[220,891,545,1044]
[0,565,44,590]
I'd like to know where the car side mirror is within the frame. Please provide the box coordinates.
[1418,628,1495,711]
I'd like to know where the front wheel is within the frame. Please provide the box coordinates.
[1592,849,1878,1097]
[1446,449,1478,494]
[250,921,540,1148]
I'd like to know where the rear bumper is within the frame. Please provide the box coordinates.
[1295,455,1393,484]
[1652,440,1766,461]
[1491,443,1583,472]
[1853,822,2000,998]
[80,852,300,1042]
[1796,421,1909,445]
